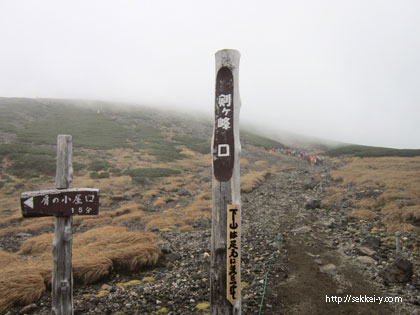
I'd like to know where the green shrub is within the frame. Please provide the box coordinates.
[88,160,112,172]
[240,131,285,150]
[9,154,56,178]
[90,171,110,179]
[16,106,132,149]
[325,145,420,157]
[172,135,211,154]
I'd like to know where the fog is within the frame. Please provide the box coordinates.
[1,0,419,149]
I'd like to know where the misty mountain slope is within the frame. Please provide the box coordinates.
[1,98,420,314]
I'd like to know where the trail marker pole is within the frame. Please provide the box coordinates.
[211,49,242,314]
[20,135,99,315]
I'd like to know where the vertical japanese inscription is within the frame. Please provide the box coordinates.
[213,67,234,182]
[227,204,240,305]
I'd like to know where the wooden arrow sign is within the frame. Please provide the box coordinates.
[20,188,99,217]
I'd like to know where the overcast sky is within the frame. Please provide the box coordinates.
[1,1,419,149]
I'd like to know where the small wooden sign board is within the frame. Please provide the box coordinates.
[227,204,240,305]
[213,66,235,182]
[20,188,99,217]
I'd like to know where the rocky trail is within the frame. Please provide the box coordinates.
[7,155,420,314]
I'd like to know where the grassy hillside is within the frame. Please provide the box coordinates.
[325,144,420,157]
[0,98,284,179]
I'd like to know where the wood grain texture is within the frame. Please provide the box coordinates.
[52,135,74,315]
[211,49,242,315]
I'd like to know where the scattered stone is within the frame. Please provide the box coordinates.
[292,226,312,234]
[357,247,376,256]
[304,199,321,210]
[306,252,320,259]
[18,304,37,314]
[314,259,323,265]
[201,176,211,183]
[319,264,337,276]
[303,179,318,190]
[380,258,413,283]
[158,243,173,254]
[166,252,181,261]
[101,284,112,291]
[319,218,335,228]
[363,236,381,250]
[16,233,32,238]
[357,256,376,265]
[178,188,191,196]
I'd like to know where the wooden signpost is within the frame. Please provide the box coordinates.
[20,135,99,315]
[211,49,242,314]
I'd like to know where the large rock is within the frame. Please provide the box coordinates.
[380,258,413,283]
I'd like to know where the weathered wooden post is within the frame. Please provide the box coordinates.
[53,134,74,315]
[211,49,241,314]
[20,135,99,315]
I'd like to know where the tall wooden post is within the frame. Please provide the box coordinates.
[52,135,74,315]
[211,49,241,314]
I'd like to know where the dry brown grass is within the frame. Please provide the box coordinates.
[321,187,348,209]
[240,159,250,168]
[0,218,54,237]
[153,198,168,208]
[178,225,194,232]
[181,199,211,224]
[185,182,199,192]
[0,250,18,268]
[18,233,54,256]
[112,210,146,224]
[0,269,45,313]
[350,210,378,221]
[72,247,113,285]
[79,217,113,227]
[162,177,184,192]
[241,170,270,193]
[145,211,181,230]
[0,213,23,226]
[331,157,420,233]
[255,160,269,169]
[1,225,162,311]
[20,217,54,227]
[144,189,161,201]
[354,199,377,210]
[195,191,211,201]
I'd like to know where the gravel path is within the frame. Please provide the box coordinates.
[7,154,420,314]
